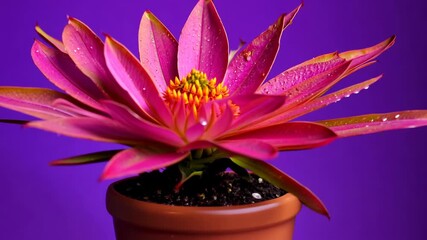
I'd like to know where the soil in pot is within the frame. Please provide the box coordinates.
[114,170,287,206]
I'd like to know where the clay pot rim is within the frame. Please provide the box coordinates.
[107,177,302,233]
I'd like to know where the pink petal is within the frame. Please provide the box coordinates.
[62,17,111,90]
[230,156,329,218]
[31,40,105,110]
[318,110,427,137]
[185,123,205,142]
[217,140,278,160]
[101,148,189,180]
[224,122,337,150]
[100,100,183,146]
[177,0,228,81]
[228,94,286,132]
[258,57,345,95]
[259,76,381,127]
[0,87,72,119]
[52,98,105,119]
[104,36,172,126]
[181,139,278,161]
[139,11,178,92]
[35,24,65,52]
[223,4,301,96]
[62,17,147,116]
[202,102,234,139]
[27,117,160,145]
[281,61,351,107]
[340,36,396,71]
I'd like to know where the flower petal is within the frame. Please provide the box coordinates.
[281,61,351,107]
[340,36,396,71]
[318,110,427,137]
[100,148,189,180]
[224,122,337,150]
[230,156,329,218]
[181,139,278,161]
[35,24,65,52]
[223,4,301,96]
[259,76,381,127]
[62,17,146,116]
[100,100,183,146]
[258,57,345,95]
[50,150,121,165]
[52,98,104,118]
[63,17,112,91]
[178,0,228,80]
[31,40,105,110]
[202,101,234,138]
[139,11,178,92]
[228,94,286,132]
[0,87,73,119]
[27,117,156,145]
[104,36,172,126]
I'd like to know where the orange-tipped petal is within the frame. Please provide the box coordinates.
[35,24,65,52]
[318,110,427,137]
[0,87,72,119]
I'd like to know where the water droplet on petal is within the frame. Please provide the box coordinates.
[395,114,400,119]
[242,50,253,61]
[200,120,207,126]
[364,86,370,90]
[382,117,388,122]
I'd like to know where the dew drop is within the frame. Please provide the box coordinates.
[200,120,207,126]
[395,114,400,119]
[142,87,146,91]
[243,50,252,61]
[364,86,370,90]
[382,117,388,122]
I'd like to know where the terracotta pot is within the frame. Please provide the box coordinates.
[106,177,302,240]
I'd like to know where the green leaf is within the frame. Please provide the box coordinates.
[230,156,330,219]
[50,150,121,166]
[0,119,29,125]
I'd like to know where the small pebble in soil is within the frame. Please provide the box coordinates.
[252,192,262,199]
[115,171,286,206]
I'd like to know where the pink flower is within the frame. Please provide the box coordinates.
[1,0,426,217]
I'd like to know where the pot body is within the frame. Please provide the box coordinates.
[106,178,302,240]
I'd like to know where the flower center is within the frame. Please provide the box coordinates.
[164,69,229,116]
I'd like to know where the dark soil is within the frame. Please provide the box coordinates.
[115,171,286,206]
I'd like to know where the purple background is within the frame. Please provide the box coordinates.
[1,0,426,239]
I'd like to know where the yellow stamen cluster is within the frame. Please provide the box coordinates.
[164,69,229,116]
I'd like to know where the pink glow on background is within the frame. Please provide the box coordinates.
[0,0,426,239]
